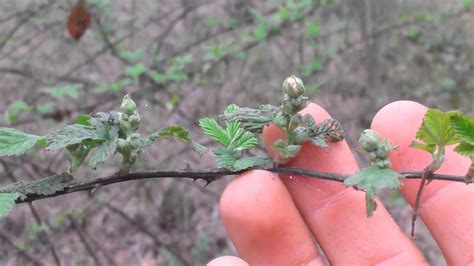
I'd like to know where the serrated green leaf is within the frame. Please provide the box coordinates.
[414,109,461,148]
[159,125,190,141]
[67,143,93,173]
[199,118,230,146]
[314,118,344,142]
[0,173,73,199]
[451,115,474,145]
[46,124,105,151]
[224,106,274,133]
[158,125,207,155]
[224,104,239,115]
[0,128,43,157]
[76,115,91,126]
[230,131,258,150]
[310,136,328,148]
[0,192,20,218]
[409,141,436,153]
[234,156,272,171]
[345,166,403,217]
[213,148,239,170]
[273,139,301,161]
[454,143,474,157]
[89,141,117,167]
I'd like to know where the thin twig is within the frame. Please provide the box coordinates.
[11,166,470,204]
[411,169,433,237]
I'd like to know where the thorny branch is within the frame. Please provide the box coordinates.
[12,166,471,204]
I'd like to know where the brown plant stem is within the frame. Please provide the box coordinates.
[12,167,470,204]
[410,169,433,237]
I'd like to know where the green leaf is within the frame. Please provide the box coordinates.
[409,141,436,153]
[67,143,93,173]
[0,128,43,157]
[311,118,344,143]
[36,102,54,114]
[345,166,403,217]
[158,125,208,154]
[46,124,105,151]
[126,63,147,79]
[229,131,258,150]
[320,0,331,6]
[0,192,20,218]
[121,49,144,63]
[305,21,320,37]
[234,156,272,171]
[213,148,239,170]
[451,115,474,145]
[8,101,31,113]
[455,143,474,157]
[44,84,82,99]
[199,118,230,146]
[252,24,268,42]
[273,139,301,161]
[0,173,73,199]
[89,141,117,167]
[224,104,239,115]
[76,115,91,126]
[224,105,275,133]
[412,109,461,148]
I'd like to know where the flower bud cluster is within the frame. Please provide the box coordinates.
[119,94,141,134]
[281,75,309,115]
[359,129,395,168]
[116,94,143,173]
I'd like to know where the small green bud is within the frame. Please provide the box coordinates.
[368,151,378,161]
[128,113,141,130]
[129,133,141,140]
[359,129,382,152]
[289,114,304,131]
[292,96,309,111]
[282,75,306,98]
[376,160,392,169]
[294,127,309,144]
[375,140,393,159]
[273,112,289,128]
[117,138,128,151]
[120,120,131,133]
[121,94,138,115]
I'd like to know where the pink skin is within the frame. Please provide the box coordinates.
[208,101,473,265]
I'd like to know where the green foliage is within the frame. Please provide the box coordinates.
[44,84,82,99]
[410,109,463,171]
[1,173,73,197]
[126,63,147,80]
[4,101,31,123]
[345,129,402,217]
[0,192,20,218]
[158,125,207,154]
[451,114,474,157]
[46,124,108,151]
[0,128,43,156]
[345,167,402,217]
[199,106,269,171]
[121,49,144,63]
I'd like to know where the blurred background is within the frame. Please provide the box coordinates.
[0,0,472,265]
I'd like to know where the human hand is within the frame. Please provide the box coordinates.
[208,101,473,265]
